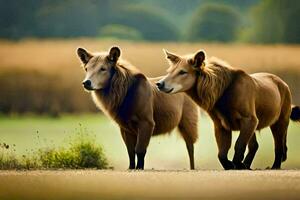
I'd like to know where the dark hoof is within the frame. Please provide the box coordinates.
[128,164,135,170]
[128,167,135,170]
[271,166,281,170]
[135,163,144,170]
[223,161,235,170]
[234,162,247,170]
[135,167,144,170]
[244,163,252,170]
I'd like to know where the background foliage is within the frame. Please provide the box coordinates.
[1,0,299,43]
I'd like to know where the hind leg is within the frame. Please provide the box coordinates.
[178,125,196,170]
[232,116,258,169]
[282,133,288,162]
[186,141,195,170]
[243,133,259,169]
[270,119,289,169]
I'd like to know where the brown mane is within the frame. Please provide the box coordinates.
[91,61,137,118]
[191,57,234,111]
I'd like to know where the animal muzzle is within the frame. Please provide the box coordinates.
[82,80,93,90]
[156,81,165,90]
[156,81,173,93]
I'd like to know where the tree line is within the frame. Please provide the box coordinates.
[0,0,299,43]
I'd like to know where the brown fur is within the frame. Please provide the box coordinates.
[77,47,198,170]
[158,50,300,170]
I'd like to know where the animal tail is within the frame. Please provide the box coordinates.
[290,105,300,122]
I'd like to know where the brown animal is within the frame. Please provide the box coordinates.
[156,49,300,170]
[76,46,199,170]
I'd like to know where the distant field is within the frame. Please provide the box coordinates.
[1,39,299,114]
[1,114,300,170]
[1,39,300,75]
[0,170,299,200]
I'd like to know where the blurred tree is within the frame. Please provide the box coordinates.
[0,0,178,41]
[282,1,300,43]
[249,0,300,43]
[203,0,259,10]
[248,0,284,43]
[187,3,240,42]
[114,5,179,41]
[0,0,41,38]
[35,0,110,37]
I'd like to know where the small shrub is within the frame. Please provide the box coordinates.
[0,152,20,169]
[0,126,109,170]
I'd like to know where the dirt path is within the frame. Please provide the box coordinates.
[0,170,299,200]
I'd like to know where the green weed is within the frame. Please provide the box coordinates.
[0,125,109,170]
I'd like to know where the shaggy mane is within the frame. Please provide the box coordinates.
[91,59,138,119]
[193,57,234,111]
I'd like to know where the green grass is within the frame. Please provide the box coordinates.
[0,124,108,170]
[0,114,300,170]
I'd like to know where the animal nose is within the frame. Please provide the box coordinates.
[156,81,165,90]
[82,80,91,88]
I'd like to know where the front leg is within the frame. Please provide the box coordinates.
[121,129,137,170]
[233,116,258,169]
[214,123,234,170]
[135,120,155,170]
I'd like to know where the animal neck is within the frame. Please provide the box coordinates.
[92,64,135,118]
[187,58,233,111]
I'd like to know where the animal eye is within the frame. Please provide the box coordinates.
[84,68,87,72]
[100,67,106,71]
[178,70,187,75]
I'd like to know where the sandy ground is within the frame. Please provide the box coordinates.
[0,170,300,200]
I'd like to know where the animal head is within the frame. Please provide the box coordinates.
[76,46,121,91]
[156,49,206,94]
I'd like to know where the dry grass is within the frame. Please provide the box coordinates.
[0,39,300,114]
[1,39,300,74]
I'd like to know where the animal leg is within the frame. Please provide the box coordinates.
[135,120,154,170]
[185,142,195,170]
[243,133,259,169]
[214,124,234,170]
[233,116,258,169]
[121,129,137,170]
[178,125,197,170]
[270,119,289,169]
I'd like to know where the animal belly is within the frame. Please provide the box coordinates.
[152,109,182,135]
[153,117,181,135]
[256,104,281,129]
[151,91,184,135]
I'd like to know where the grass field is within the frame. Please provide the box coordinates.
[1,39,300,199]
[1,114,300,170]
[0,170,299,200]
[2,39,300,75]
[0,39,300,114]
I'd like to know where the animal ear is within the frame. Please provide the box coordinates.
[190,50,206,69]
[77,47,93,65]
[108,46,121,62]
[163,49,180,64]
